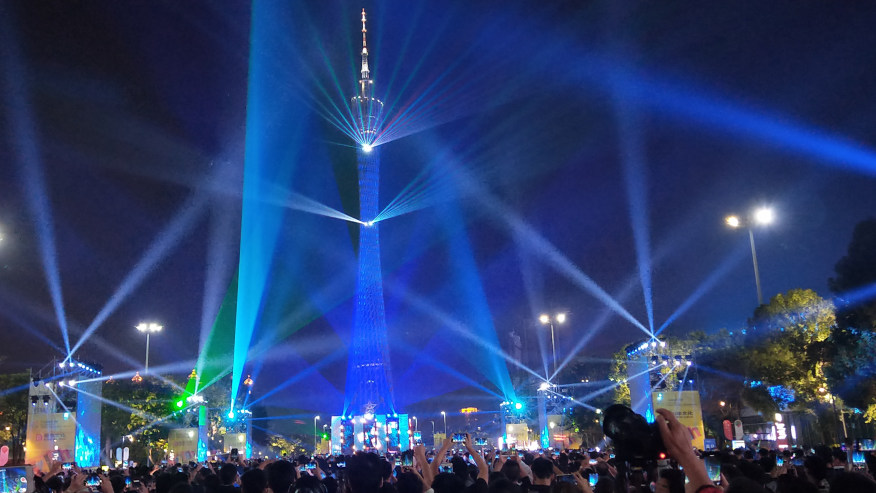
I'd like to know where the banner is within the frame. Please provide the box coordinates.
[505,423,529,447]
[167,428,199,463]
[652,391,705,450]
[25,413,76,472]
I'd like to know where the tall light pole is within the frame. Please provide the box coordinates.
[539,312,566,379]
[314,416,320,453]
[136,322,163,372]
[441,411,447,435]
[725,207,774,305]
[412,416,418,431]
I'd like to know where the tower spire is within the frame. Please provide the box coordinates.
[360,8,370,85]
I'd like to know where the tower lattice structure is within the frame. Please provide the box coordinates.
[345,8,394,416]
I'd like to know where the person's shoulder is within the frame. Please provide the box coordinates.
[464,478,488,493]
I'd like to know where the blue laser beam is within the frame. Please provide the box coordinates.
[68,193,209,358]
[655,243,750,336]
[611,73,654,334]
[1,13,71,357]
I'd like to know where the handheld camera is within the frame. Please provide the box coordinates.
[602,404,666,464]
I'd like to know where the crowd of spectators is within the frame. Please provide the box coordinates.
[28,409,876,493]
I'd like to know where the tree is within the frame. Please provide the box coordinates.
[266,434,304,458]
[829,217,876,331]
[565,357,617,447]
[743,289,833,406]
[0,372,30,464]
[825,218,876,423]
[608,351,630,406]
[823,328,876,422]
[101,376,178,463]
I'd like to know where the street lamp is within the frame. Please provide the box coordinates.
[441,411,447,435]
[314,416,320,453]
[539,313,567,378]
[136,322,163,372]
[725,207,774,305]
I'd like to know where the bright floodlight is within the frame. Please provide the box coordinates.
[539,314,550,325]
[538,381,551,391]
[725,215,741,228]
[555,313,567,324]
[362,144,373,153]
[754,207,774,225]
[136,322,163,333]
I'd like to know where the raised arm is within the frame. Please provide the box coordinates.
[430,437,452,476]
[463,434,489,484]
[655,408,716,492]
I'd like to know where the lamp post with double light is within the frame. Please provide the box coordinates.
[136,322,163,372]
[725,207,775,305]
[539,313,566,379]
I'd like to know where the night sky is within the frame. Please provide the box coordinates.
[2,1,876,418]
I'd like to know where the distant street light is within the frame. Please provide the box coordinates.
[539,313,567,379]
[314,416,320,453]
[136,322,163,372]
[725,207,775,305]
[441,411,447,435]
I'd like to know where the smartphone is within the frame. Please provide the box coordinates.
[132,481,142,490]
[306,463,316,470]
[589,459,597,465]
[510,449,518,457]
[474,438,487,446]
[0,466,32,493]
[776,457,784,466]
[62,463,73,471]
[557,474,576,485]
[589,473,598,487]
[298,466,307,473]
[704,456,721,485]
[230,448,239,461]
[177,467,183,473]
[439,464,453,473]
[792,458,804,466]
[452,433,465,443]
[86,475,102,488]
[401,451,413,467]
[853,451,865,464]
[125,478,132,486]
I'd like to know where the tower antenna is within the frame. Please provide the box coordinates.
[360,9,370,91]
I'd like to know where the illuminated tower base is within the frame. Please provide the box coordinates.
[330,413,409,454]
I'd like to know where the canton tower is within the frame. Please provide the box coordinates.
[345,8,394,416]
